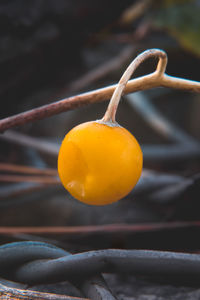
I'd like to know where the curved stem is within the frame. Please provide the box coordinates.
[1,49,200,132]
[102,49,167,123]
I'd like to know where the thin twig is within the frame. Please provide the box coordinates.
[0,182,60,200]
[0,163,57,176]
[119,0,152,26]
[0,169,189,201]
[142,143,200,162]
[0,221,199,235]
[1,49,200,132]
[0,174,59,184]
[0,130,59,156]
[0,283,86,300]
[126,91,198,144]
[67,45,136,94]
[67,22,150,94]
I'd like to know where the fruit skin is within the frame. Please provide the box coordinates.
[58,121,143,205]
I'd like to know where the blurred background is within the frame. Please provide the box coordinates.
[0,0,200,298]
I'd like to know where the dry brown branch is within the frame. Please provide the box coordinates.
[67,45,136,93]
[0,130,59,156]
[0,222,199,235]
[0,182,58,200]
[119,0,152,25]
[0,164,59,194]
[67,22,150,93]
[0,163,57,176]
[0,174,59,184]
[0,283,87,300]
[126,92,198,143]
[1,49,200,132]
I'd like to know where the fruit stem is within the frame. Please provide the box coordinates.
[102,48,167,123]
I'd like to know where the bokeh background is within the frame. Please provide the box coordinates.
[0,0,200,298]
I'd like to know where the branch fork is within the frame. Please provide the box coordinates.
[0,48,200,132]
[102,48,167,123]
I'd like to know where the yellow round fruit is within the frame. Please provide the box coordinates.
[58,121,143,205]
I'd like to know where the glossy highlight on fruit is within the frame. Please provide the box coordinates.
[58,121,143,205]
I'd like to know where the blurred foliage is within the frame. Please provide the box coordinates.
[153,0,200,56]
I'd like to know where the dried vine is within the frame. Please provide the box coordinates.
[0,49,200,133]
